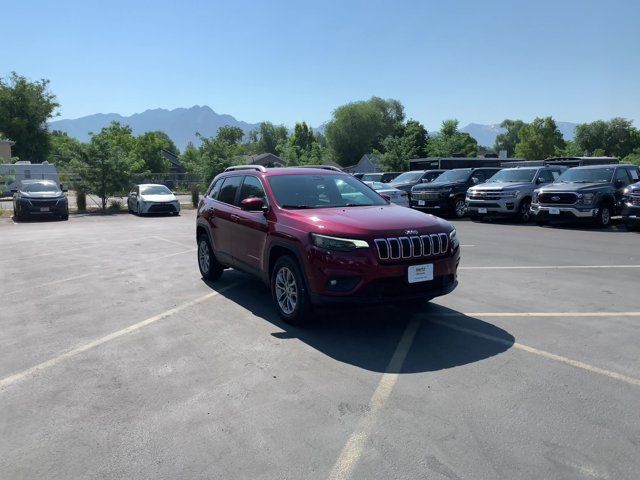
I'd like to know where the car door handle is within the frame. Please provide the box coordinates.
[230,214,240,223]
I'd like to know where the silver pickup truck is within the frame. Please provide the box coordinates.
[466,166,565,222]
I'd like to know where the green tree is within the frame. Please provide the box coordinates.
[248,122,288,155]
[494,119,525,157]
[325,101,384,166]
[623,148,640,167]
[401,120,429,158]
[76,128,132,211]
[555,140,584,157]
[133,131,173,175]
[368,96,405,142]
[216,125,244,145]
[49,130,84,169]
[426,120,478,157]
[375,136,414,172]
[515,117,565,160]
[575,118,640,158]
[290,122,315,152]
[180,142,201,173]
[0,72,60,162]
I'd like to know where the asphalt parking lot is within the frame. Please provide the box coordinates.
[1,212,639,479]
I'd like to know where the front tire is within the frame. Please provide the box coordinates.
[271,256,313,325]
[594,203,611,228]
[197,235,224,281]
[453,197,467,219]
[516,199,532,223]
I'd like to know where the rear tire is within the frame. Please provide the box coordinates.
[197,235,224,281]
[271,255,313,325]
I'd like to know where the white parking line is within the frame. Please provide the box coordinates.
[446,312,640,318]
[0,283,239,390]
[429,319,640,387]
[151,235,194,249]
[460,265,640,270]
[327,319,420,480]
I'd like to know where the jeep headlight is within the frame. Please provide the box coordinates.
[311,233,369,252]
[449,228,459,249]
[581,193,594,205]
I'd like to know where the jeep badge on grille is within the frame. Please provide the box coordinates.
[405,229,419,235]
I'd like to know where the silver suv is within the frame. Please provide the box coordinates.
[466,166,565,222]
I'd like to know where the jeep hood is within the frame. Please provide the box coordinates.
[284,204,452,236]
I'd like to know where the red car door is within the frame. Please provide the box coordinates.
[203,175,243,265]
[232,175,270,274]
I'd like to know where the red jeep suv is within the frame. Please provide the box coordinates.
[196,165,460,324]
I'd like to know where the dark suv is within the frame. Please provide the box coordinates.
[12,180,69,221]
[387,170,446,196]
[196,166,460,324]
[531,164,640,227]
[622,181,640,230]
[411,168,502,218]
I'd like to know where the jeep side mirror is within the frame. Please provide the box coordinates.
[536,177,546,184]
[471,177,479,184]
[241,197,265,211]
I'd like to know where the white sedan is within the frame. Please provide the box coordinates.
[127,184,181,215]
[364,181,410,207]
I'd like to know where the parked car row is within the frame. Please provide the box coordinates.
[10,180,180,221]
[357,164,640,229]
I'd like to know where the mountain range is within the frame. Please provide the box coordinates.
[49,106,578,151]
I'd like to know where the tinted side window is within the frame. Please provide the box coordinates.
[627,168,639,182]
[208,179,222,199]
[238,176,266,204]
[614,168,631,185]
[218,176,242,204]
[472,171,486,183]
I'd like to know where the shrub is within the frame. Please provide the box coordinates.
[76,190,86,211]
[108,199,123,211]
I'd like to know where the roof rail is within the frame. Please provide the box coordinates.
[223,165,267,173]
[288,165,342,172]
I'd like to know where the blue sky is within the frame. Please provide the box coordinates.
[2,0,639,130]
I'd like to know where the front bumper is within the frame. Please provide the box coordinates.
[531,204,597,220]
[466,196,523,216]
[17,199,68,216]
[622,204,640,225]
[305,245,460,305]
[140,202,180,214]
[410,197,453,213]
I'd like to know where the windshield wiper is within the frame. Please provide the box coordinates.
[280,204,312,209]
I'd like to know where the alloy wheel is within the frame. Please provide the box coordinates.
[198,240,210,275]
[455,199,466,218]
[601,207,610,226]
[275,266,298,315]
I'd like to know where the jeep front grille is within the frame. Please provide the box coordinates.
[412,191,441,200]
[374,233,449,260]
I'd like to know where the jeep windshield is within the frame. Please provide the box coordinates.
[556,168,614,184]
[433,169,472,183]
[487,169,536,183]
[268,174,387,209]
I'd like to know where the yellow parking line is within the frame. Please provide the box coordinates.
[327,319,420,480]
[0,283,238,390]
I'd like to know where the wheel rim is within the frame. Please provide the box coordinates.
[520,202,531,221]
[601,207,610,225]
[275,267,298,315]
[198,240,210,274]
[455,200,466,217]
